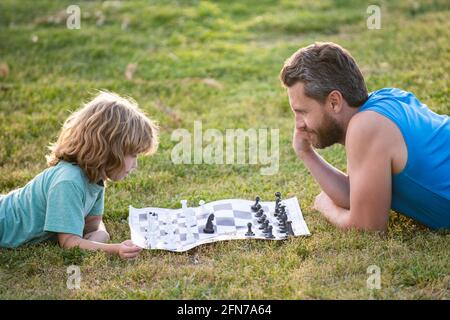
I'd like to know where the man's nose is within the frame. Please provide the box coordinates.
[295,115,306,129]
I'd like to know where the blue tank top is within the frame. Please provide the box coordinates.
[358,88,450,230]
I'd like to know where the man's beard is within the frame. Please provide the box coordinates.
[310,112,344,149]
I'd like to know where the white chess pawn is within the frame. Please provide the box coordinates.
[199,200,209,215]
[181,199,192,219]
[186,231,196,244]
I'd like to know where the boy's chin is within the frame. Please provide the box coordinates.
[109,174,126,182]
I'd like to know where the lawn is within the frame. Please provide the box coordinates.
[0,0,449,299]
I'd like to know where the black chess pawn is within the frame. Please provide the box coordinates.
[265,225,275,239]
[251,196,260,212]
[257,214,266,224]
[278,213,287,226]
[263,221,270,233]
[274,198,281,216]
[259,220,269,230]
[275,191,281,199]
[276,210,283,222]
[255,208,264,218]
[245,222,255,236]
[278,213,287,230]
[277,206,286,221]
[286,221,295,236]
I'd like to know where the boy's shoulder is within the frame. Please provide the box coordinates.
[45,161,89,190]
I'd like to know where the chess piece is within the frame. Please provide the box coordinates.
[277,206,286,221]
[278,221,287,233]
[245,222,255,236]
[186,230,196,244]
[181,199,189,218]
[251,196,260,212]
[274,198,281,216]
[186,209,197,227]
[278,212,287,226]
[257,214,266,224]
[259,220,269,230]
[203,213,215,233]
[286,221,295,236]
[265,225,275,239]
[263,221,270,233]
[199,200,209,215]
[255,208,264,218]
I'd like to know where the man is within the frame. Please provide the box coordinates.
[280,42,449,231]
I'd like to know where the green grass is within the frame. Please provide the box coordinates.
[0,0,449,299]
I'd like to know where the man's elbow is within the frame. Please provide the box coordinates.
[338,213,388,232]
[334,210,387,232]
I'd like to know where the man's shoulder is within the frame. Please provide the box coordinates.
[347,110,408,174]
[346,110,401,154]
[367,87,411,101]
[347,111,389,139]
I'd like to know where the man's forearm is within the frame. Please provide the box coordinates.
[300,149,350,208]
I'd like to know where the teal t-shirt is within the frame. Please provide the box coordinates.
[0,161,105,248]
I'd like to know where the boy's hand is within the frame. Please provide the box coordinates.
[117,240,142,259]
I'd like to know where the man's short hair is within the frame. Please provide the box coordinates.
[280,42,368,107]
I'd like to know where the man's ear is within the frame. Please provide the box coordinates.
[328,90,344,113]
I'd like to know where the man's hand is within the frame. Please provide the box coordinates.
[292,127,313,158]
[116,240,142,260]
[312,191,344,224]
[313,191,334,214]
[312,191,353,229]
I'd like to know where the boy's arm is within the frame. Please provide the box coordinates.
[57,233,142,259]
[84,215,105,233]
[83,216,110,242]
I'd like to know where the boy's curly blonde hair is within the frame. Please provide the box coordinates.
[47,91,159,183]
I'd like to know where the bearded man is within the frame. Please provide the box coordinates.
[280,42,449,231]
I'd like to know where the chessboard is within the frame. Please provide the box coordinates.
[128,194,310,252]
